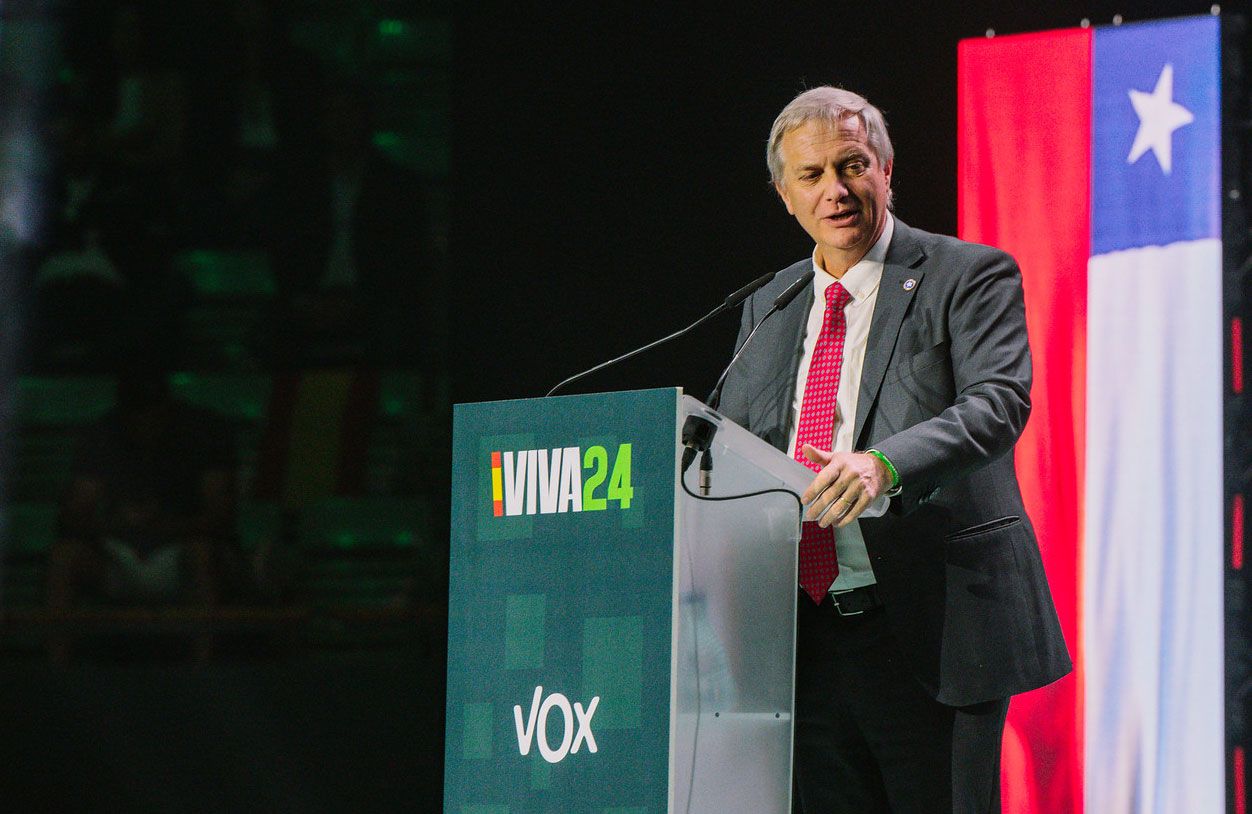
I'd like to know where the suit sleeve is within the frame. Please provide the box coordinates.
[872,249,1032,512]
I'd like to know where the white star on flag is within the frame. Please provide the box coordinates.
[1127,63,1194,174]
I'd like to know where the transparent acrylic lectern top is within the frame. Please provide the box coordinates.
[671,396,810,814]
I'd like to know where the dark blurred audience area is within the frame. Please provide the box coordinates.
[3,0,452,665]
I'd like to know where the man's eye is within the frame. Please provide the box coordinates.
[845,161,866,174]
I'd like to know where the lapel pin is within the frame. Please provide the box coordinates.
[902,278,917,291]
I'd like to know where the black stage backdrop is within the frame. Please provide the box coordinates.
[451,0,1217,405]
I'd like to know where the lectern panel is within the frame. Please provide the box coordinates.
[446,388,681,814]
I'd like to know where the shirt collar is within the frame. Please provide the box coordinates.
[810,213,893,303]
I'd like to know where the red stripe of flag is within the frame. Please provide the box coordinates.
[492,451,504,516]
[1235,494,1245,571]
[1236,746,1246,814]
[959,27,1091,814]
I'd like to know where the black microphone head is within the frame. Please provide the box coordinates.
[723,271,777,310]
[773,269,815,310]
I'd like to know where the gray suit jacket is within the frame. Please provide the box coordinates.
[718,219,1072,706]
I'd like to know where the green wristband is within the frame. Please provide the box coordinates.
[865,448,900,490]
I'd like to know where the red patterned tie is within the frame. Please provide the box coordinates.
[794,280,852,604]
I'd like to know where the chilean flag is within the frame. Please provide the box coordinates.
[958,15,1223,813]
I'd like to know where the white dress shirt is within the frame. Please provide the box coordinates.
[785,214,894,590]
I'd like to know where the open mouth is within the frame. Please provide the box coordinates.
[825,210,860,226]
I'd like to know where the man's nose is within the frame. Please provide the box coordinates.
[821,171,848,200]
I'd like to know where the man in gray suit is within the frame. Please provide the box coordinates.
[717,87,1071,813]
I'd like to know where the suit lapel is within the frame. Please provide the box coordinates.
[853,220,927,447]
[753,263,813,451]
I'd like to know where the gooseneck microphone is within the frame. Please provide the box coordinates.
[706,269,814,411]
[545,271,777,397]
[682,269,815,488]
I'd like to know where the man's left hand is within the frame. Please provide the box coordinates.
[800,445,892,528]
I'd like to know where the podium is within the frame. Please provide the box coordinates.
[444,388,818,814]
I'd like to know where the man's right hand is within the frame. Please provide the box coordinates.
[800,445,891,528]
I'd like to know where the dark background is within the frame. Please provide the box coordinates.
[0,1,1242,811]
[451,0,1230,406]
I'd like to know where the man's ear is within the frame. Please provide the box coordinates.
[775,181,795,216]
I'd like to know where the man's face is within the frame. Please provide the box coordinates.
[775,116,893,276]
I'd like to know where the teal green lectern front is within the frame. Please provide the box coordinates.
[445,388,814,814]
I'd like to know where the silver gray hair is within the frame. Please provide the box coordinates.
[766,86,894,185]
